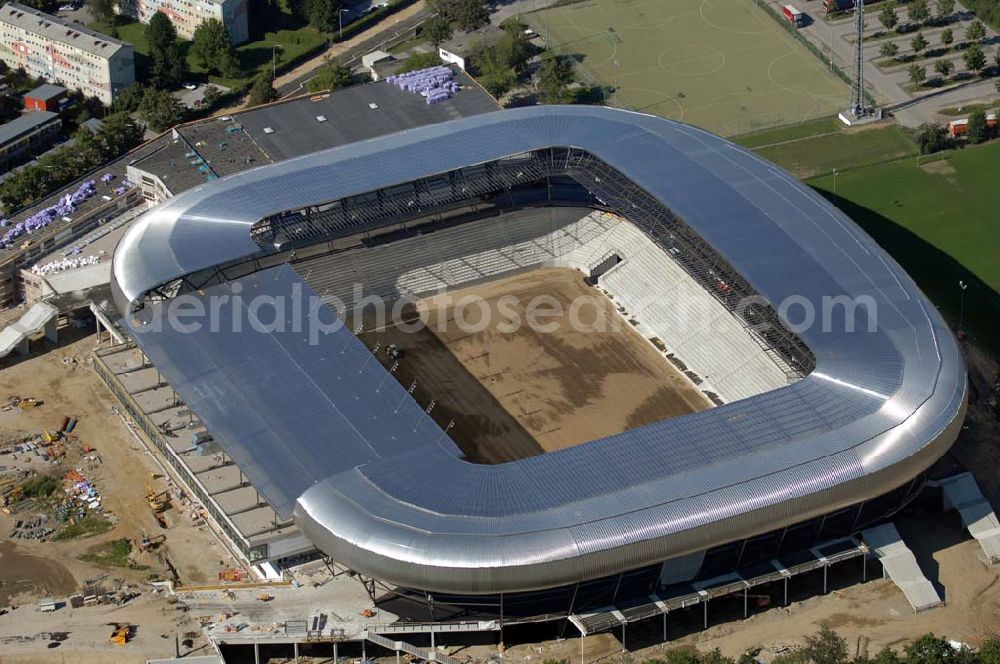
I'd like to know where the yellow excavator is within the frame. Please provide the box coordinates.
[109,623,131,646]
[146,486,170,513]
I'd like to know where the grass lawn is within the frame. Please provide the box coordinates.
[80,538,146,569]
[737,117,918,178]
[55,513,114,540]
[93,18,326,88]
[808,141,1000,352]
[526,0,848,136]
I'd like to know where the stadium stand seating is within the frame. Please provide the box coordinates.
[295,208,790,402]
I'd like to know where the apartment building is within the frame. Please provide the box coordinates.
[123,0,249,44]
[0,109,61,172]
[0,2,134,105]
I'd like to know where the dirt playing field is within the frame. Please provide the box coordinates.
[356,268,711,463]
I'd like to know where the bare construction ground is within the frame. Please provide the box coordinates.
[0,333,227,662]
[356,268,711,463]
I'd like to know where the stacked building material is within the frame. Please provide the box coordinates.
[385,66,460,104]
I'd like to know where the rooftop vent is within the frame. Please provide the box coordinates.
[368,102,378,110]
[262,127,274,134]
[315,115,327,122]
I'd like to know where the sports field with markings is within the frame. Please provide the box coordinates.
[526,0,849,135]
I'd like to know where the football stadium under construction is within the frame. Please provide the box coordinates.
[105,105,968,633]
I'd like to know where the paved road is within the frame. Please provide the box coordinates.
[789,0,912,107]
[784,0,998,126]
[277,6,432,97]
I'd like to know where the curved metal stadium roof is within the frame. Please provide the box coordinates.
[112,106,966,594]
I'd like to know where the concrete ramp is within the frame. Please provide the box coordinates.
[364,629,461,664]
[935,472,1000,564]
[862,523,943,612]
[0,301,58,359]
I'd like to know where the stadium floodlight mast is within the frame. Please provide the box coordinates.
[849,0,869,117]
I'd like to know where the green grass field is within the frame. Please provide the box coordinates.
[736,117,918,178]
[808,141,1000,352]
[526,0,849,136]
[94,18,325,88]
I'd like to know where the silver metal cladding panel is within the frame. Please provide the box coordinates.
[111,106,967,593]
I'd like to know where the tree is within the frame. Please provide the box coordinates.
[87,0,117,28]
[935,0,955,19]
[701,650,737,664]
[202,84,223,106]
[422,16,454,47]
[964,42,986,74]
[879,5,899,31]
[469,27,532,97]
[138,87,183,131]
[800,627,848,664]
[967,109,989,143]
[191,19,241,78]
[114,84,147,112]
[981,640,1000,664]
[248,0,283,40]
[19,0,57,12]
[908,63,927,86]
[0,110,143,212]
[302,0,336,31]
[905,634,959,664]
[394,52,442,74]
[880,41,900,59]
[871,649,903,664]
[432,0,490,33]
[539,53,575,104]
[307,59,355,91]
[97,112,143,157]
[246,71,277,107]
[965,20,986,43]
[147,12,188,89]
[940,28,953,48]
[934,59,954,77]
[911,32,929,54]
[916,122,950,153]
[907,0,930,25]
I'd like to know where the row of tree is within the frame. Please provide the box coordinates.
[146,12,243,89]
[878,0,958,31]
[879,21,989,63]
[543,630,1000,664]
[0,113,144,211]
[906,44,1000,86]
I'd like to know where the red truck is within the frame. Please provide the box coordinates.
[948,113,998,138]
[782,4,804,25]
